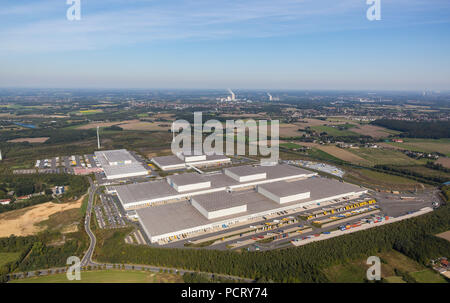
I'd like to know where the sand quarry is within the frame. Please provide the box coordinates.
[0,199,83,238]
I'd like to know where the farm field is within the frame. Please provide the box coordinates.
[310,125,359,137]
[348,124,400,138]
[436,157,450,169]
[12,270,184,283]
[315,145,369,165]
[0,252,21,268]
[347,148,422,166]
[7,137,49,143]
[344,168,423,191]
[280,142,305,149]
[396,165,450,180]
[382,138,450,157]
[76,119,173,132]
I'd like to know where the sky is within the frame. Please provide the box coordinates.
[0,0,449,90]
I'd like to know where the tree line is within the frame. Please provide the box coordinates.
[372,119,450,139]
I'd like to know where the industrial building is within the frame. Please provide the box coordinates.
[94,149,148,180]
[151,152,230,171]
[136,176,368,243]
[107,163,368,244]
[112,164,317,209]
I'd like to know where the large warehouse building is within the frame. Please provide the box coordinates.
[107,163,368,244]
[151,152,231,171]
[94,149,148,180]
[112,164,317,209]
[136,176,368,243]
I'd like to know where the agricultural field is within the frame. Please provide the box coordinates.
[436,157,450,169]
[7,137,49,143]
[280,142,305,149]
[0,252,21,268]
[77,109,103,115]
[344,168,424,191]
[316,145,370,165]
[395,165,450,180]
[382,138,450,157]
[76,119,172,132]
[322,250,446,283]
[12,270,184,283]
[347,148,423,166]
[310,125,360,137]
[348,124,400,138]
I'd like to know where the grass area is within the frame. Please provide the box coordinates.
[386,138,450,157]
[280,142,304,149]
[344,168,422,191]
[310,125,359,137]
[322,260,368,282]
[348,148,422,166]
[0,252,21,268]
[384,276,406,283]
[80,195,89,216]
[11,269,184,283]
[77,109,103,115]
[322,250,442,283]
[307,148,343,162]
[397,165,450,180]
[409,270,448,283]
[38,208,81,233]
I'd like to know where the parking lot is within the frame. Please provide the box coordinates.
[94,194,128,229]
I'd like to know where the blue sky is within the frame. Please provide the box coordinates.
[1,0,449,90]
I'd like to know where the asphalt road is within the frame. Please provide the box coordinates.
[81,176,98,267]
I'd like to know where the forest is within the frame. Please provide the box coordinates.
[0,174,89,213]
[95,202,450,282]
[372,119,450,138]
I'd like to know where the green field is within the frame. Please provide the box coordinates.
[344,168,422,191]
[11,270,183,283]
[385,138,450,157]
[0,252,21,268]
[322,250,446,283]
[409,270,447,283]
[348,148,422,166]
[280,142,304,149]
[383,276,406,283]
[311,125,359,137]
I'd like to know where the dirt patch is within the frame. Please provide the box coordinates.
[7,137,49,143]
[0,200,82,237]
[436,231,450,242]
[316,145,370,165]
[77,119,172,132]
[436,157,450,169]
[119,121,171,131]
